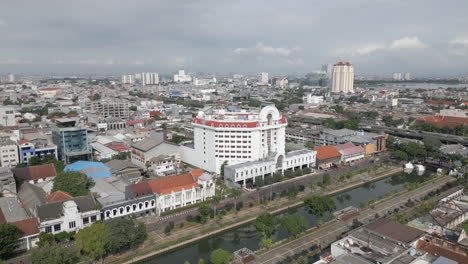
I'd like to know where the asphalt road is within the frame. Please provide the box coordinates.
[252,175,456,264]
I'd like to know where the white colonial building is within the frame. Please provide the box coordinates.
[36,196,101,234]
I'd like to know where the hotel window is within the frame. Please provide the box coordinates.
[69,221,76,229]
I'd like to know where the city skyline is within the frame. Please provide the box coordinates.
[1,1,468,76]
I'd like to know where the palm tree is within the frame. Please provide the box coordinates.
[211,195,221,216]
[232,189,242,211]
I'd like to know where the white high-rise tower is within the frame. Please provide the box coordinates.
[331,62,354,93]
[141,72,159,86]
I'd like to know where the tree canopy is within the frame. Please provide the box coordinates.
[0,223,20,259]
[210,248,233,264]
[29,154,65,173]
[104,218,147,254]
[280,213,307,237]
[75,222,109,260]
[29,244,80,264]
[254,213,277,238]
[52,171,94,197]
[304,196,336,217]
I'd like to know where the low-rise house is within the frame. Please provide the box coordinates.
[11,218,40,251]
[17,139,58,166]
[333,143,365,164]
[37,195,100,234]
[440,144,468,158]
[105,159,144,184]
[12,163,57,185]
[415,234,468,263]
[150,154,179,176]
[0,136,19,167]
[17,182,47,216]
[313,145,342,169]
[130,137,180,169]
[0,167,16,197]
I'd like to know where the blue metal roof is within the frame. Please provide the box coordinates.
[64,161,111,179]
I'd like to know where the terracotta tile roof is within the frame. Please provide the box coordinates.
[13,163,57,181]
[45,191,73,203]
[339,145,365,156]
[416,239,468,263]
[17,139,31,145]
[313,145,342,161]
[11,218,40,237]
[129,181,153,197]
[416,115,468,129]
[427,99,455,105]
[106,143,130,152]
[147,169,201,194]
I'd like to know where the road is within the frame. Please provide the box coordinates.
[252,175,456,264]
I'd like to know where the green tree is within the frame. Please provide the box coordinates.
[254,213,277,238]
[93,93,101,100]
[111,152,130,160]
[422,136,442,152]
[104,218,147,254]
[280,213,307,237]
[0,223,20,259]
[211,195,221,216]
[220,161,228,178]
[29,244,80,264]
[210,248,233,264]
[304,196,336,217]
[260,237,274,249]
[52,171,94,196]
[393,150,408,161]
[322,174,331,185]
[198,204,211,224]
[231,189,242,210]
[248,99,261,107]
[198,258,205,264]
[75,222,109,260]
[304,141,315,149]
[29,155,65,172]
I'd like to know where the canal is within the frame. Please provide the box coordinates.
[140,171,423,264]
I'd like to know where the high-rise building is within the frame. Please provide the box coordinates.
[7,73,15,83]
[393,73,402,81]
[404,73,411,80]
[181,105,317,185]
[260,72,269,84]
[141,72,159,86]
[51,118,91,163]
[331,62,354,93]
[0,106,16,127]
[173,70,192,83]
[85,99,130,119]
[121,74,135,84]
[322,64,333,79]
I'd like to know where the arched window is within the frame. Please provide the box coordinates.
[151,200,155,206]
[133,204,137,211]
[243,125,247,128]
[237,125,241,128]
[106,211,110,218]
[113,209,117,216]
[219,124,223,127]
[120,208,124,214]
[145,201,149,208]
[126,206,131,212]
[139,203,143,209]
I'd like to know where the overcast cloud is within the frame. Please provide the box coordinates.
[0,0,467,76]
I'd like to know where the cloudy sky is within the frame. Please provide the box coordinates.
[1,0,468,76]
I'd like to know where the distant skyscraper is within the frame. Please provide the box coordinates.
[260,72,269,84]
[331,62,354,93]
[141,72,159,86]
[393,73,402,81]
[7,73,15,83]
[121,74,135,84]
[173,70,192,83]
[404,73,411,80]
[322,64,333,79]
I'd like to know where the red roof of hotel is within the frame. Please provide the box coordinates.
[11,218,39,237]
[339,145,365,156]
[426,99,455,105]
[193,115,287,128]
[416,115,468,129]
[40,87,61,91]
[416,239,468,263]
[149,111,163,117]
[147,169,202,194]
[13,164,57,181]
[334,61,352,66]
[106,143,130,152]
[126,119,150,126]
[45,191,73,203]
[17,139,31,145]
[313,145,342,160]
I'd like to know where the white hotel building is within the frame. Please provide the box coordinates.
[181,105,316,187]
